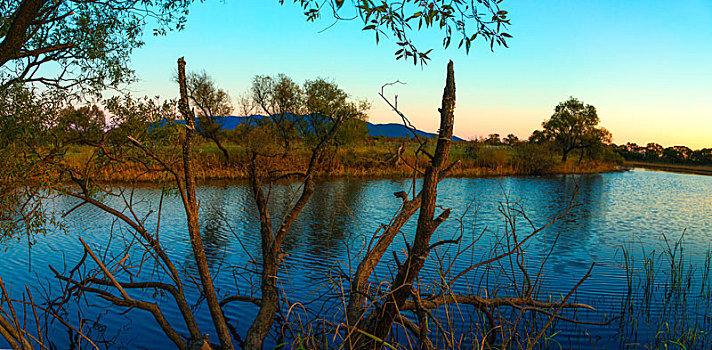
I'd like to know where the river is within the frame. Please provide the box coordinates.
[1,168,711,349]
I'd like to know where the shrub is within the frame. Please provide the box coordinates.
[475,146,510,169]
[513,143,556,175]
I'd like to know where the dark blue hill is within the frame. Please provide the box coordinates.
[170,116,464,141]
[365,122,463,141]
[170,116,259,129]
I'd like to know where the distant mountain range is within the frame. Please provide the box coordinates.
[366,122,464,141]
[176,116,464,141]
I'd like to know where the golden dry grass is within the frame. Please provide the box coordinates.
[57,140,621,183]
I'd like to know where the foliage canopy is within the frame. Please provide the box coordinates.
[540,97,612,161]
[292,0,511,64]
[1,0,511,93]
[0,0,192,92]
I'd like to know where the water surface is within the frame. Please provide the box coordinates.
[1,168,710,348]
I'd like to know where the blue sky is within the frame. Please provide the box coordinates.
[129,0,712,149]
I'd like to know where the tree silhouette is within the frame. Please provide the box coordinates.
[184,71,233,161]
[541,97,611,162]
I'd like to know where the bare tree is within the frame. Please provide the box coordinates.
[335,62,604,349]
[250,74,304,153]
[37,60,364,350]
[46,58,233,350]
[180,71,234,161]
[235,91,257,118]
[228,78,365,349]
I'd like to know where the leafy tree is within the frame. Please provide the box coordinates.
[540,97,611,162]
[615,142,645,161]
[503,133,519,145]
[2,0,511,92]
[294,0,511,64]
[691,148,712,164]
[662,147,682,163]
[251,74,304,152]
[335,117,369,147]
[673,145,692,161]
[184,71,233,161]
[0,0,192,92]
[624,142,643,154]
[484,133,502,145]
[662,145,692,163]
[576,126,612,163]
[104,95,180,147]
[528,129,548,144]
[618,142,712,165]
[645,142,664,160]
[302,77,370,147]
[250,74,370,155]
[0,83,62,242]
[55,105,106,144]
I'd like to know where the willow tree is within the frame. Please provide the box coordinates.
[1,0,511,91]
[184,71,234,161]
[250,74,304,153]
[294,0,511,65]
[0,0,192,92]
[541,97,612,162]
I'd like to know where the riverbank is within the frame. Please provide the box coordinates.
[87,163,624,182]
[74,147,622,182]
[624,161,712,176]
[58,140,624,182]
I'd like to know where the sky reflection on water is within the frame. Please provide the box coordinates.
[1,169,710,348]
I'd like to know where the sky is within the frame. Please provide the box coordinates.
[128,0,712,149]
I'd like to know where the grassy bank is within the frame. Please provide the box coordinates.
[624,161,712,176]
[63,139,623,182]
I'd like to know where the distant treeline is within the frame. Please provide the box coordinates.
[614,142,712,165]
[53,94,625,180]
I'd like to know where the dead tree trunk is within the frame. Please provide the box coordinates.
[346,194,422,328]
[360,61,456,348]
[243,114,346,349]
[177,58,234,350]
[243,163,283,349]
